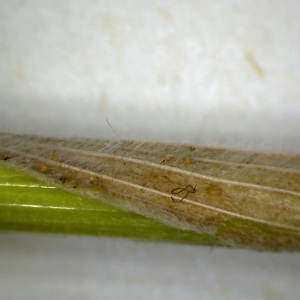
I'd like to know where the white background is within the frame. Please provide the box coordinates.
[0,1,300,299]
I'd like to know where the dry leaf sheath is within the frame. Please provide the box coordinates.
[0,133,300,251]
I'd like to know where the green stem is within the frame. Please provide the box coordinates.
[0,162,215,245]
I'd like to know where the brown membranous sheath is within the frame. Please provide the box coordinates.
[0,133,300,251]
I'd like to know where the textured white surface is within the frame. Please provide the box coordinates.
[1,233,300,300]
[0,1,300,299]
[1,0,300,151]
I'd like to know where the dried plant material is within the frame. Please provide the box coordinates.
[0,133,299,251]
